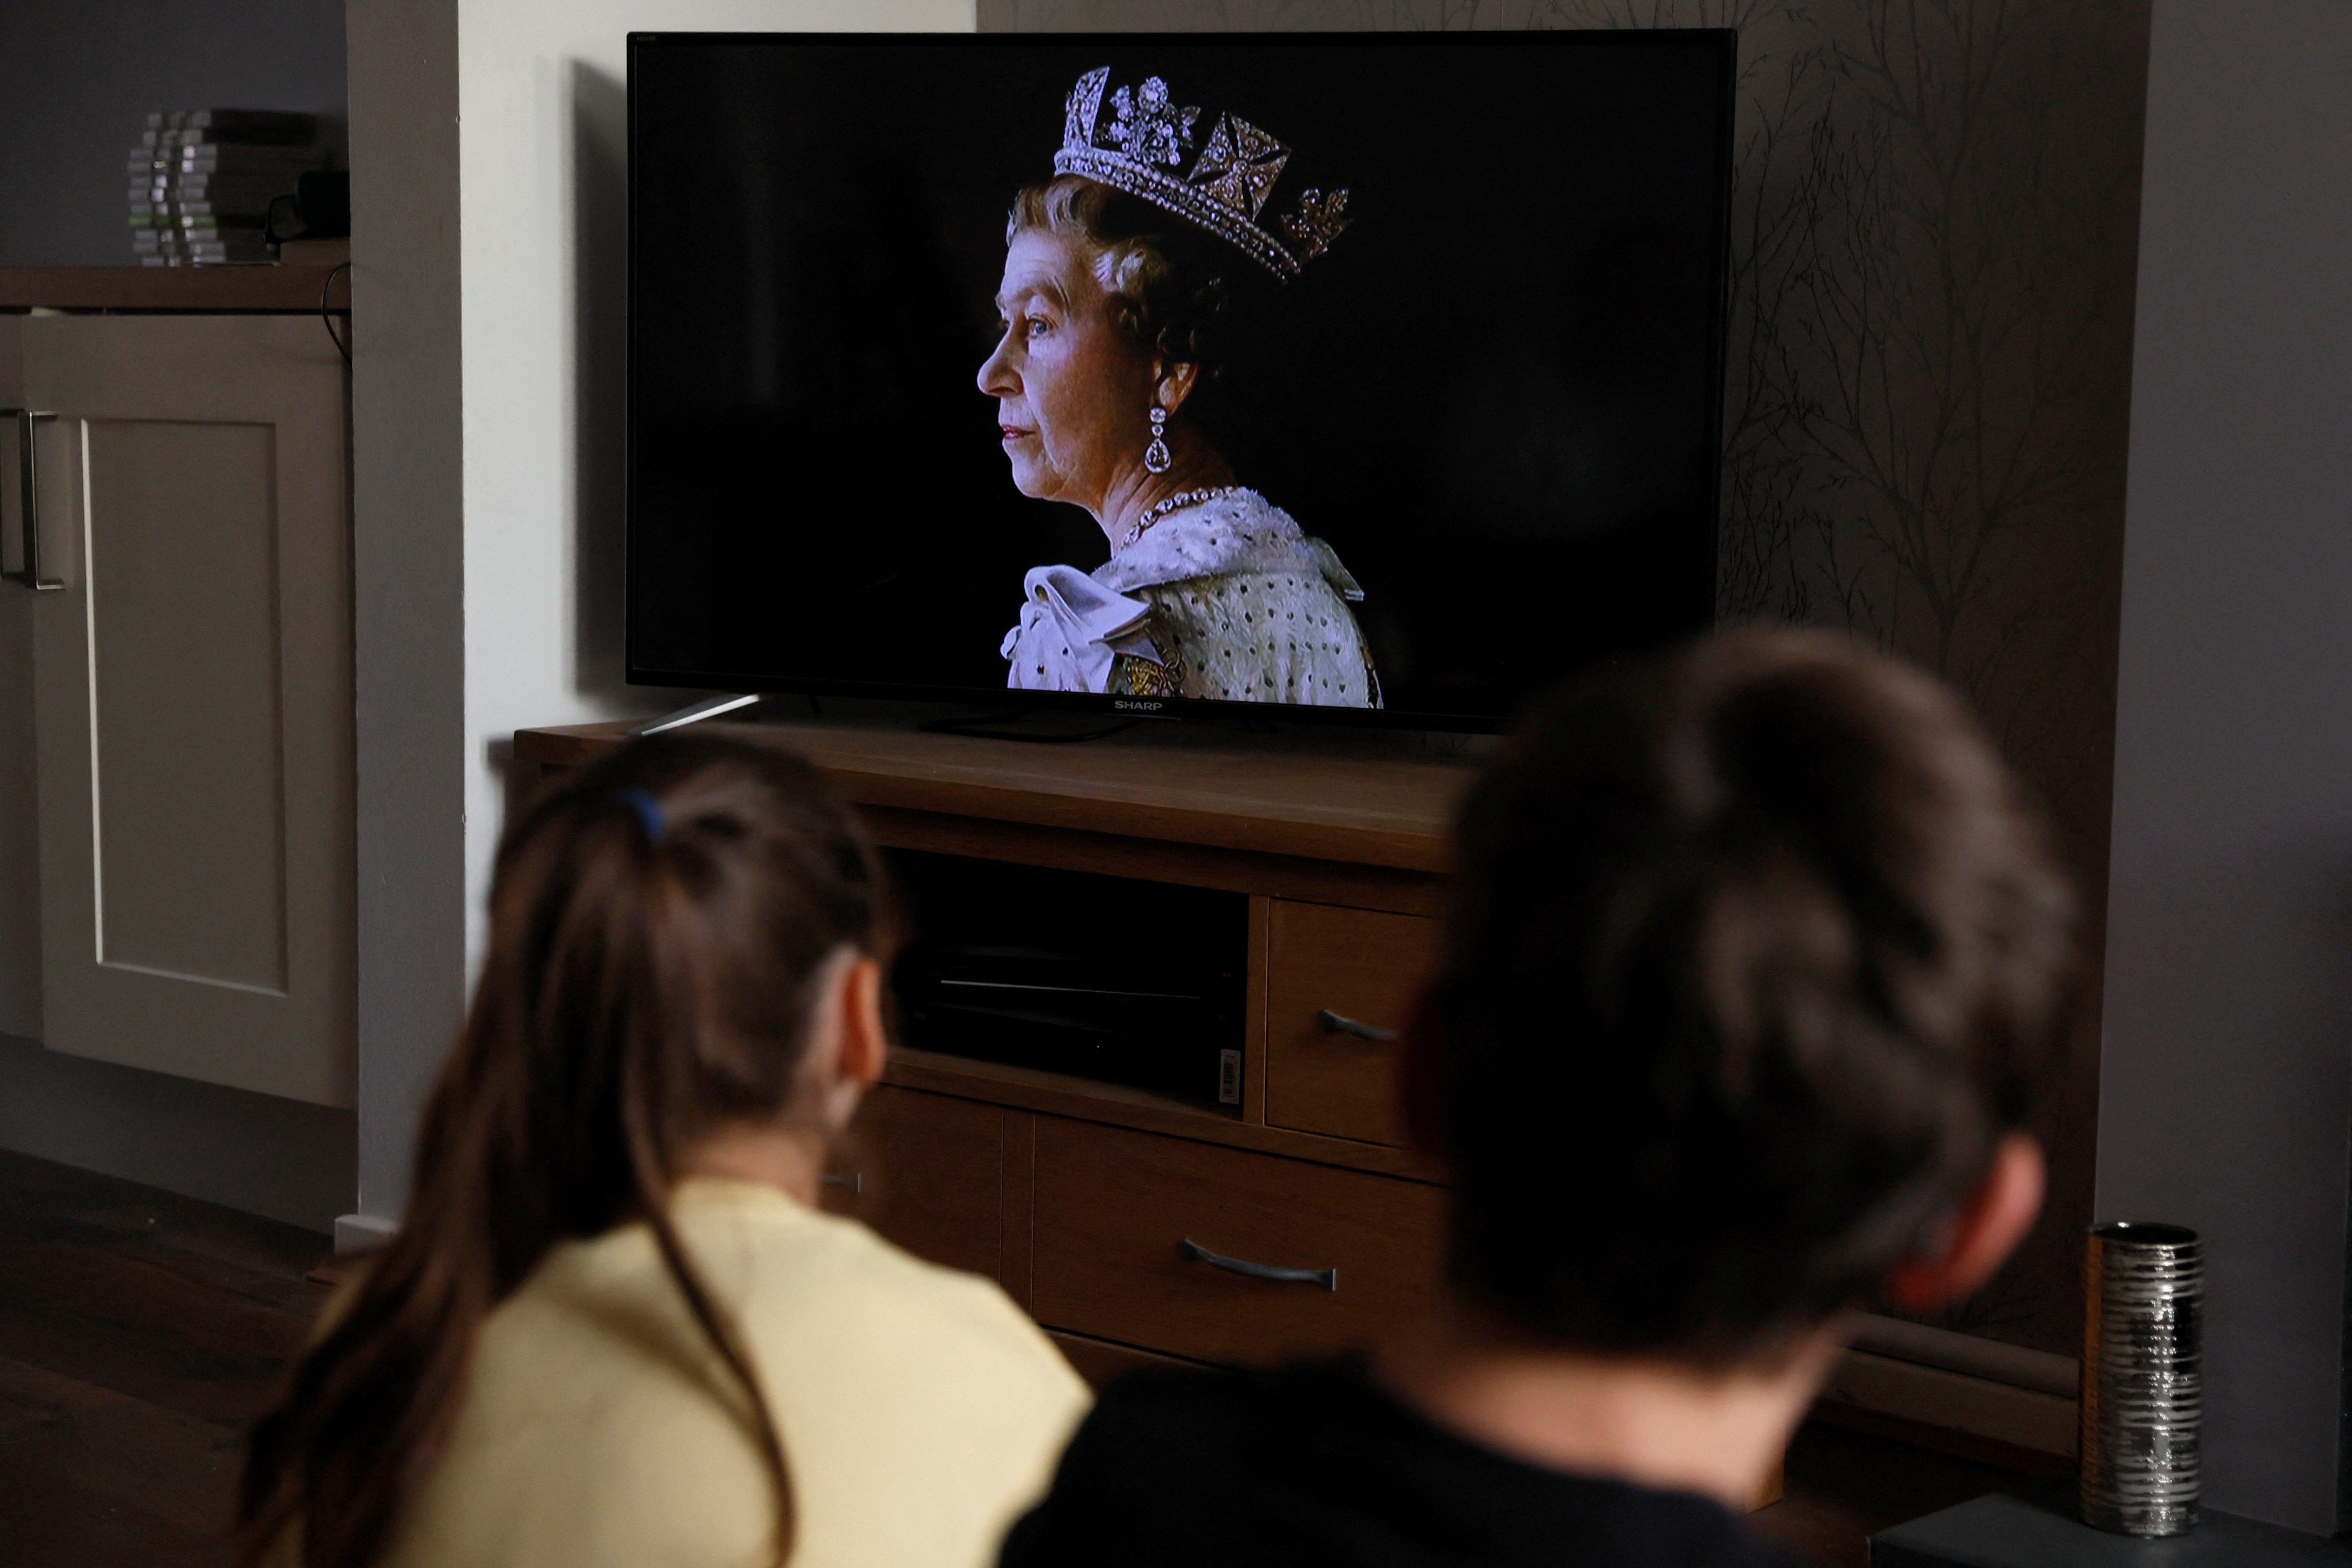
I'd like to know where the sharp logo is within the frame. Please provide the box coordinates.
[1114,700,1163,711]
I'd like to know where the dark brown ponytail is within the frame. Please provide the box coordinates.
[237,730,886,1568]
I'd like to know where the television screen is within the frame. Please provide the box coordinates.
[627,31,1733,728]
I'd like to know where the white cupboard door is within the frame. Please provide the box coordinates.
[22,315,353,1107]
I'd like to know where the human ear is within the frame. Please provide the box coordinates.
[1881,1132,2046,1311]
[1154,360,1201,416]
[813,954,889,1134]
[836,956,888,1091]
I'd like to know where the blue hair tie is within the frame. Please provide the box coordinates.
[615,786,666,843]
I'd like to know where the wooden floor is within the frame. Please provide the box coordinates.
[0,1147,331,1568]
[0,1146,2036,1567]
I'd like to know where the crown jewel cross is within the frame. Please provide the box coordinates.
[1191,115,1289,220]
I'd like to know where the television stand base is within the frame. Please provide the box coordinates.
[630,692,760,735]
[918,709,1143,745]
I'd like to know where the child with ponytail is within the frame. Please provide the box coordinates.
[238,730,1088,1568]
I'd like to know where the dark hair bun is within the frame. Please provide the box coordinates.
[1438,628,2075,1362]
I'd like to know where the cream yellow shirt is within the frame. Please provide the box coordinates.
[377,1180,1090,1568]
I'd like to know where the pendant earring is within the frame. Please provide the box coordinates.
[1145,406,1173,474]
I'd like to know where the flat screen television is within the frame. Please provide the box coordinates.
[627,30,1734,731]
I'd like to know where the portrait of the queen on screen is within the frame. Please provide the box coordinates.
[982,68,1380,708]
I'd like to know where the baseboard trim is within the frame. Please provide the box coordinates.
[333,1211,396,1254]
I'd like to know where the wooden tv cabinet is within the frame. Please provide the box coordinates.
[514,717,1470,1385]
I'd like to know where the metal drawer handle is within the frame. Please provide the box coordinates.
[1180,1237,1336,1291]
[1,409,63,592]
[1317,1008,1396,1043]
[820,1172,862,1193]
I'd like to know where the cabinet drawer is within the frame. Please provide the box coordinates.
[1047,1330,1202,1391]
[1265,902,1437,1146]
[823,1085,1003,1280]
[1031,1118,1443,1367]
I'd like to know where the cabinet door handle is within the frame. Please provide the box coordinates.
[1180,1237,1336,1291]
[1,409,63,592]
[1317,1008,1396,1043]
[820,1172,862,1193]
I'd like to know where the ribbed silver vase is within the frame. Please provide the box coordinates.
[2079,1221,2202,1536]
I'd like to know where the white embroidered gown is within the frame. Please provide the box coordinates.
[999,490,1379,709]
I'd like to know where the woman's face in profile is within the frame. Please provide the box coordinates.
[977,227,1156,513]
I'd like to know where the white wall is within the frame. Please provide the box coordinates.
[2099,0,2352,1536]
[346,0,975,1232]
[0,0,346,266]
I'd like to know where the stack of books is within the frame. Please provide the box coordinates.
[128,110,324,266]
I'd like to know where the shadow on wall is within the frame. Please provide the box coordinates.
[565,55,724,740]
[981,0,2154,1361]
[573,59,631,709]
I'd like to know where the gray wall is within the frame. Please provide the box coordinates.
[2098,0,2352,1537]
[346,0,468,1229]
[0,0,346,266]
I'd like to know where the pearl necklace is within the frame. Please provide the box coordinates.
[1122,485,1245,546]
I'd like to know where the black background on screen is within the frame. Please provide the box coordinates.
[628,33,1731,725]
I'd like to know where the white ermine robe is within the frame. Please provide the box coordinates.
[1000,490,1379,708]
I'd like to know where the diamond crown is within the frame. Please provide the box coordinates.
[1053,67,1349,281]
